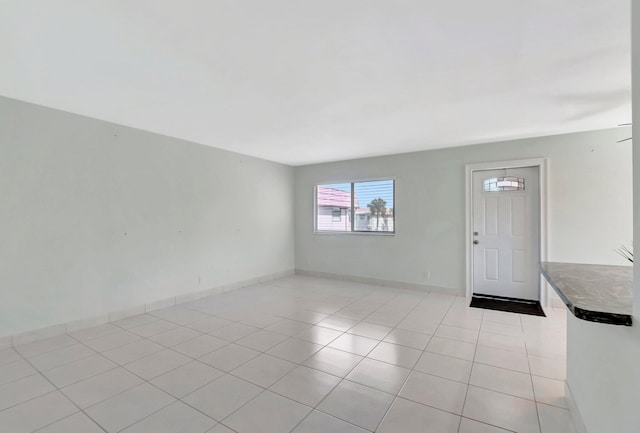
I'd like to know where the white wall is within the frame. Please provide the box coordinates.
[0,96,295,338]
[560,5,640,433]
[295,128,633,292]
[566,316,640,432]
[634,0,640,372]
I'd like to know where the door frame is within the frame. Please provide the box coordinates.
[465,158,549,306]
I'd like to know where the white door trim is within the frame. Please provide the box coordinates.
[465,158,549,306]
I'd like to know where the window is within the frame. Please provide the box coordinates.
[484,176,525,192]
[315,179,395,233]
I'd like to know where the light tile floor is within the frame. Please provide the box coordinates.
[0,276,574,432]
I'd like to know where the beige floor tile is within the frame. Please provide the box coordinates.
[0,374,55,411]
[346,358,410,394]
[477,332,526,354]
[224,391,311,433]
[328,333,379,357]
[303,347,363,377]
[537,403,577,433]
[0,392,78,433]
[463,386,539,433]
[532,375,567,408]
[85,383,175,432]
[367,341,421,368]
[347,322,392,340]
[267,338,323,363]
[183,374,262,421]
[414,351,473,383]
[198,344,260,372]
[377,397,460,433]
[209,323,261,342]
[232,353,297,387]
[151,361,223,398]
[236,329,290,351]
[124,349,191,380]
[61,367,143,408]
[0,276,570,433]
[0,359,37,386]
[148,326,201,347]
[458,417,511,432]
[435,324,479,344]
[474,344,530,373]
[296,326,343,346]
[470,363,534,400]
[317,380,394,431]
[383,328,431,350]
[292,410,368,433]
[102,339,165,365]
[400,371,468,414]
[426,337,476,361]
[120,401,215,433]
[270,365,341,407]
[35,412,103,433]
[0,348,23,366]
[528,354,566,380]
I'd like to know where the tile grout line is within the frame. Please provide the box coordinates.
[524,312,545,433]
[0,277,568,432]
[10,340,110,433]
[216,286,427,433]
[191,285,408,432]
[64,331,217,433]
[109,283,413,432]
[352,288,449,432]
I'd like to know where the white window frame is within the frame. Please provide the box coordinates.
[313,177,396,235]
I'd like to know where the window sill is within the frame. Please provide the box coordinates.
[313,231,395,236]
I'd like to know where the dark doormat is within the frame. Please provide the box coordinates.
[470,293,546,317]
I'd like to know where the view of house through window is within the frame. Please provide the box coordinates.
[315,179,395,233]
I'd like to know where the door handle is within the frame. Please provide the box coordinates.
[473,240,479,245]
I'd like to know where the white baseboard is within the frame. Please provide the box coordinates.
[12,324,67,347]
[295,269,464,296]
[565,381,588,433]
[65,315,110,334]
[5,269,295,347]
[108,305,146,323]
[145,297,177,313]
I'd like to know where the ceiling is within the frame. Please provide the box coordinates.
[0,0,631,166]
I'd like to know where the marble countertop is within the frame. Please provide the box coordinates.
[540,262,633,326]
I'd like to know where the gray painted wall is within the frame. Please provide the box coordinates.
[295,128,632,294]
[0,96,295,338]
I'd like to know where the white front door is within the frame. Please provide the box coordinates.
[472,167,540,300]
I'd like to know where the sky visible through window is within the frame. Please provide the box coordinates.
[322,180,394,208]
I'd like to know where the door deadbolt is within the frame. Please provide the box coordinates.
[473,232,478,236]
